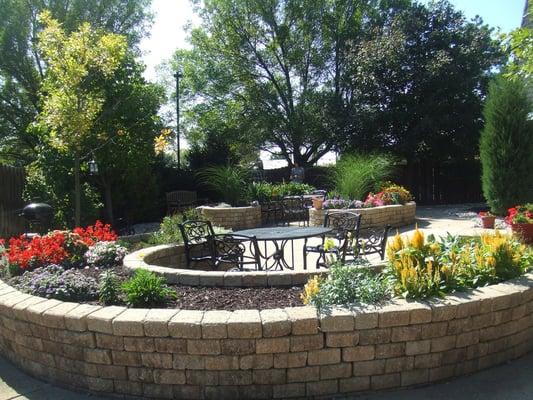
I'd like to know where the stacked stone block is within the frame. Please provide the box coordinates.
[198,206,262,230]
[0,272,531,399]
[309,202,416,228]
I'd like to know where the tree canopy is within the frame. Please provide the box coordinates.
[175,0,502,166]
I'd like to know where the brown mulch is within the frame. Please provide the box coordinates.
[169,285,304,311]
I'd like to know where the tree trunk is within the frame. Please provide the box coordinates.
[74,153,81,227]
[103,179,114,225]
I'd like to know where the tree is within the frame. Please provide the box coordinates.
[0,0,152,165]
[480,76,533,214]
[36,11,127,225]
[502,1,532,83]
[342,1,502,160]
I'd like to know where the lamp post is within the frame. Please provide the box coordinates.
[174,70,183,169]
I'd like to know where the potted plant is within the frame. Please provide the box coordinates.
[479,211,496,229]
[505,204,533,244]
[312,196,324,210]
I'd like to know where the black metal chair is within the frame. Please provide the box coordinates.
[261,199,283,226]
[303,211,362,269]
[355,225,392,260]
[280,196,309,226]
[179,220,261,270]
[213,233,261,271]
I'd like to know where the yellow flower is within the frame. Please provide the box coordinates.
[410,227,425,249]
[323,238,336,252]
[301,276,320,305]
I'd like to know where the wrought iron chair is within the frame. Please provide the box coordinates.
[303,211,362,269]
[280,196,309,226]
[355,225,392,260]
[179,220,261,270]
[213,234,261,271]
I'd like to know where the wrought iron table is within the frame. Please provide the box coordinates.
[232,226,332,270]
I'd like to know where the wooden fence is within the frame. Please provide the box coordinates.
[262,159,484,205]
[0,165,27,239]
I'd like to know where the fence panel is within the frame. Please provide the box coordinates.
[0,165,27,238]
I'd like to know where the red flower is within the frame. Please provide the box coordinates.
[73,220,118,246]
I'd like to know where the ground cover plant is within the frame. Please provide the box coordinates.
[303,229,532,307]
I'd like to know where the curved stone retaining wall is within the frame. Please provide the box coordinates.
[0,273,531,399]
[310,202,416,228]
[198,205,261,230]
[123,245,328,287]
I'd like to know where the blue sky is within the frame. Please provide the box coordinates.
[140,0,526,81]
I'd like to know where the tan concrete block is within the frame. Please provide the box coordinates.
[420,322,448,339]
[307,348,340,365]
[375,343,405,359]
[41,302,79,329]
[84,348,112,365]
[141,352,173,369]
[96,333,123,350]
[359,328,391,345]
[285,306,318,335]
[429,365,455,382]
[379,304,410,327]
[414,353,442,369]
[128,366,154,383]
[401,369,429,386]
[253,369,286,385]
[220,339,255,355]
[173,354,205,370]
[391,325,422,342]
[11,296,47,321]
[273,352,307,368]
[409,304,432,324]
[371,373,401,390]
[320,363,352,379]
[290,334,323,352]
[113,380,143,396]
[431,335,456,352]
[64,304,102,331]
[306,379,338,396]
[202,310,231,338]
[154,337,187,353]
[456,331,480,348]
[153,369,186,384]
[25,299,62,325]
[256,337,290,354]
[405,340,431,355]
[326,331,359,348]
[112,308,148,336]
[342,345,375,362]
[354,311,378,330]
[96,364,127,380]
[240,354,273,370]
[287,366,319,383]
[320,307,354,332]
[429,300,458,322]
[447,317,473,335]
[169,310,204,338]
[123,337,155,352]
[144,309,178,337]
[112,351,142,366]
[87,306,126,334]
[186,370,218,385]
[272,383,306,398]
[227,310,262,338]
[204,355,239,370]
[219,370,252,385]
[339,376,370,392]
[260,309,291,337]
[187,339,220,355]
[143,383,174,399]
[385,356,414,373]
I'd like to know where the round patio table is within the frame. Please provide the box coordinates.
[232,226,332,270]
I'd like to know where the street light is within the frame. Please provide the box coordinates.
[174,70,183,169]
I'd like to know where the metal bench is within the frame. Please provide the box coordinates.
[166,190,198,215]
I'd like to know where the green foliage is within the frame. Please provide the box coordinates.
[302,262,389,309]
[198,165,249,206]
[334,154,394,200]
[248,181,314,203]
[386,230,532,300]
[480,77,533,214]
[149,213,188,245]
[122,269,176,308]
[502,2,532,82]
[99,270,121,305]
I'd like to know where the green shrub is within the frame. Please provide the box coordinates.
[99,270,121,305]
[333,154,394,200]
[122,269,176,307]
[480,76,533,214]
[198,165,249,206]
[301,262,389,309]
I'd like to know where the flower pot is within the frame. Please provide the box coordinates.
[480,215,495,229]
[511,223,533,244]
[312,197,324,210]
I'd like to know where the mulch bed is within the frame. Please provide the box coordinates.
[8,265,305,311]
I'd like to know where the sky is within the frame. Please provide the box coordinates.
[139,0,527,82]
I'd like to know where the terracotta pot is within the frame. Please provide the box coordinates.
[312,197,324,210]
[511,223,533,244]
[480,215,495,229]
